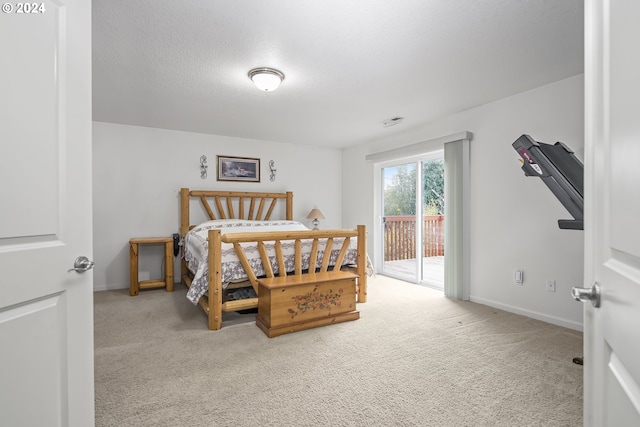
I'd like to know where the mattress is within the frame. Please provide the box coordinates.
[183,219,359,304]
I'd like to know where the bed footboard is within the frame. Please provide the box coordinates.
[206,225,367,330]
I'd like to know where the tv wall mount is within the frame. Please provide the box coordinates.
[512,134,584,231]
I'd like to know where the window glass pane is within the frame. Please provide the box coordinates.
[382,163,417,278]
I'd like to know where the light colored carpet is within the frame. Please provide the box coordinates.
[94,275,583,426]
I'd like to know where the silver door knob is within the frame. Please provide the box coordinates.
[68,256,95,273]
[571,282,600,308]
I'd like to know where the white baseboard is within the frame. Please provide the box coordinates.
[469,296,583,332]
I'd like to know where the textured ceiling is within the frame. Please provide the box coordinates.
[92,0,584,148]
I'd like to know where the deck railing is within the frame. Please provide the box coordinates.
[384,215,444,261]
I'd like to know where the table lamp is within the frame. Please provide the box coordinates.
[306,207,325,230]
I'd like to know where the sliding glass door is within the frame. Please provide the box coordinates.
[381,154,444,289]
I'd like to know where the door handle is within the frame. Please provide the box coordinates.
[68,256,95,273]
[571,281,600,308]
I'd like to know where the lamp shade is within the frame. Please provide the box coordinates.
[248,67,285,92]
[306,208,325,220]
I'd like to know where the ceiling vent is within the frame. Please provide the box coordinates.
[383,117,404,128]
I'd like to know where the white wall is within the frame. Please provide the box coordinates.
[342,75,585,330]
[95,76,586,329]
[92,122,343,291]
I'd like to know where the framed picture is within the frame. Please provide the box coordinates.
[216,156,260,182]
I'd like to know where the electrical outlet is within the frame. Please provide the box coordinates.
[546,280,556,292]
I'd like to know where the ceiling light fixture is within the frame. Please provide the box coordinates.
[248,67,285,92]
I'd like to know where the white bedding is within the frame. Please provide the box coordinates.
[183,219,359,304]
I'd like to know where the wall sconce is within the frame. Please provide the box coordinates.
[200,155,208,179]
[306,207,325,230]
[269,160,277,182]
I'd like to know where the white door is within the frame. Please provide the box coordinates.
[582,0,640,425]
[0,1,94,426]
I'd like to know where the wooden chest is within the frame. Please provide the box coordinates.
[256,270,359,338]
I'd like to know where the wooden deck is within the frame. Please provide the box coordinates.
[383,256,444,289]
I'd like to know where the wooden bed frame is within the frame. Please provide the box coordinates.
[180,188,367,330]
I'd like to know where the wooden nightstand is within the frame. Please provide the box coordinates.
[129,237,174,296]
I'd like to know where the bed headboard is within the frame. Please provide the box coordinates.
[179,188,293,238]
